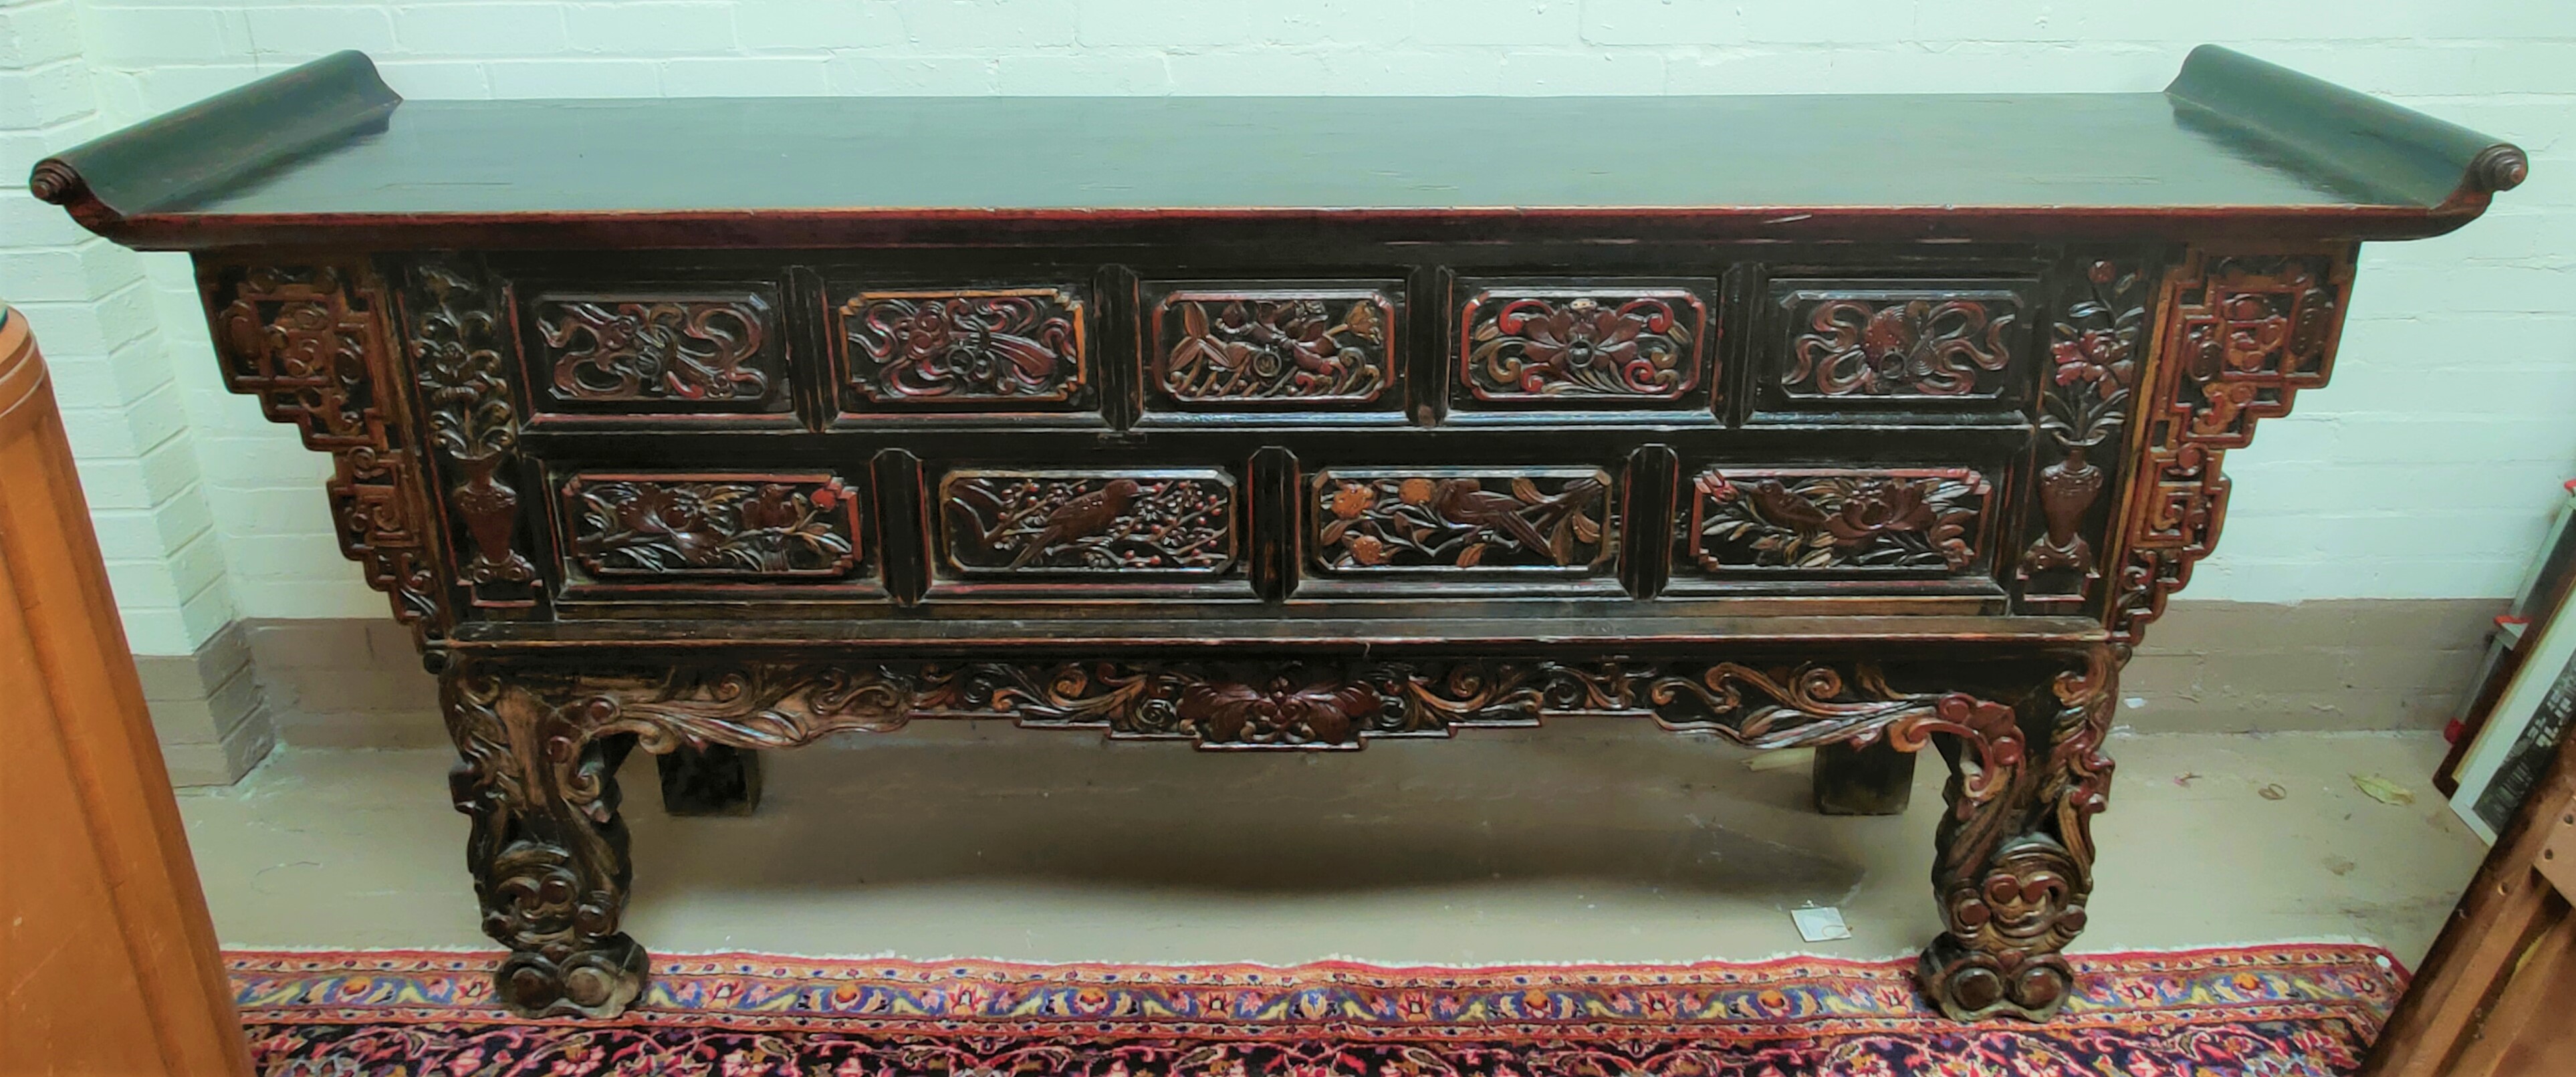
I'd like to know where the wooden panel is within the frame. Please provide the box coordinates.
[1144,283,1401,412]
[518,290,792,423]
[935,468,1240,580]
[832,285,1092,414]
[1677,466,1998,578]
[1453,283,1714,412]
[1758,280,2032,411]
[1308,467,1617,578]
[553,471,871,597]
[0,309,254,1076]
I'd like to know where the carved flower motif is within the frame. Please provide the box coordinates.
[1330,482,1375,519]
[1398,477,1437,505]
[1344,533,1389,566]
[2051,329,2131,400]
[1820,481,1936,543]
[1514,300,1645,390]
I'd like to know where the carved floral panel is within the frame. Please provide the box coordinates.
[526,293,786,414]
[1682,467,1994,574]
[837,287,1086,408]
[1458,287,1707,403]
[1772,283,2024,400]
[939,470,1236,576]
[1149,287,1397,406]
[1312,468,1615,574]
[561,472,863,581]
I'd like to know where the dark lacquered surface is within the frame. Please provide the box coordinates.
[165,92,2396,217]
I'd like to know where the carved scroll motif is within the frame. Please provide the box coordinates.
[2108,251,2350,645]
[941,471,1236,574]
[839,288,1086,405]
[1461,290,1705,401]
[1313,469,1613,574]
[1782,291,2019,398]
[1919,648,2118,1022]
[406,259,538,604]
[1685,467,1991,574]
[206,263,444,639]
[1155,290,1395,404]
[532,297,777,406]
[563,473,862,580]
[2020,260,2147,610]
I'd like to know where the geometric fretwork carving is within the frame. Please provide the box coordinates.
[2107,249,2352,645]
[205,262,445,640]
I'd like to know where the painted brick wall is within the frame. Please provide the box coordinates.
[8,0,2575,650]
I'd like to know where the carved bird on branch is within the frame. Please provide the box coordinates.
[1429,478,1561,557]
[1008,479,1141,569]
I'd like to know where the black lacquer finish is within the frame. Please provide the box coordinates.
[37,47,2523,1025]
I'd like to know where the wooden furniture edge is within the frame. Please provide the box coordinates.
[27,49,398,231]
[2165,44,2529,212]
[0,308,254,1074]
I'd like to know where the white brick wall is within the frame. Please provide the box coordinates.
[7,0,2573,642]
[0,0,238,656]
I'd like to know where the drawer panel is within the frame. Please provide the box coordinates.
[554,470,870,596]
[1310,467,1616,577]
[832,285,1092,414]
[1455,282,1714,411]
[1675,466,1997,578]
[1146,283,1401,411]
[936,468,1240,578]
[516,288,795,425]
[1758,279,2033,412]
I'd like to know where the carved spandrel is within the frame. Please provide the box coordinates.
[1683,467,1993,575]
[2108,250,2351,645]
[1774,285,2023,400]
[403,257,539,607]
[837,287,1087,408]
[2018,259,2148,611]
[1459,288,1708,403]
[529,294,784,412]
[1150,289,1396,406]
[939,470,1236,575]
[1311,469,1615,574]
[562,473,863,582]
[204,262,444,639]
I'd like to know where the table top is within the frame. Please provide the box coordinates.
[32,46,2525,248]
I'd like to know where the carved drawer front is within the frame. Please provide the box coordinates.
[831,285,1092,416]
[554,471,870,598]
[1758,280,2032,414]
[1145,283,1402,414]
[518,290,792,425]
[1676,467,1998,579]
[1310,468,1618,578]
[935,468,1242,586]
[1455,283,1714,413]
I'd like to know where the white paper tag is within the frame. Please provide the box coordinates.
[1790,905,1853,943]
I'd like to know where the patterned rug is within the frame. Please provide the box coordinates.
[233,944,2402,1076]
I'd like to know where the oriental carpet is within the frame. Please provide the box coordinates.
[231,943,2402,1076]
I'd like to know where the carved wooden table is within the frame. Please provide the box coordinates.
[34,46,2523,1023]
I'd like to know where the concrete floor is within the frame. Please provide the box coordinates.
[177,724,2486,971]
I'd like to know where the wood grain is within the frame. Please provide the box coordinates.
[0,308,253,1074]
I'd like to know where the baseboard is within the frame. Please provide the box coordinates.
[134,620,279,786]
[201,599,2501,763]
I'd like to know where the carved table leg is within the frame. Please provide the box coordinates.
[656,744,762,816]
[443,664,647,1018]
[1813,737,1917,815]
[1917,648,2117,1021]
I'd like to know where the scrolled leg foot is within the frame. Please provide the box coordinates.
[1916,649,2116,1022]
[493,932,647,1018]
[445,664,649,1019]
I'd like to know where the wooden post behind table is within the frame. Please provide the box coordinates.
[0,307,254,1076]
